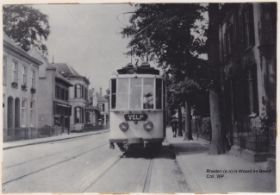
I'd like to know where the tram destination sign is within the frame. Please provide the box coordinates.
[124,112,148,121]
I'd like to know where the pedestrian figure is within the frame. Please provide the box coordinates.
[192,106,201,139]
[171,116,178,137]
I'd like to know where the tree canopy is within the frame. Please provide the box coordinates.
[122,4,208,112]
[3,5,50,55]
[122,4,206,70]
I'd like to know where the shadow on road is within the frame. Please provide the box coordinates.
[122,145,175,160]
[170,142,209,155]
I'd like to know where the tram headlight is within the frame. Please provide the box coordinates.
[143,121,154,131]
[119,122,129,132]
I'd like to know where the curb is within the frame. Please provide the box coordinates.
[167,138,209,194]
[167,140,205,193]
[175,154,204,193]
[3,129,110,150]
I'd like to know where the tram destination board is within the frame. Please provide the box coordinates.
[124,112,148,121]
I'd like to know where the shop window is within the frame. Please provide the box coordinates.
[74,107,82,123]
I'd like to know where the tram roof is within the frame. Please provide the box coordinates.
[111,74,162,79]
[116,62,160,75]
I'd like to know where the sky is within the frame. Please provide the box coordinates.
[34,4,135,92]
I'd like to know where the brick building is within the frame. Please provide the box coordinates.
[55,63,91,131]
[217,3,276,162]
[96,88,109,127]
[30,49,72,135]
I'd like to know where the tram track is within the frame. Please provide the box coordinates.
[5,140,107,169]
[81,153,125,192]
[142,158,154,192]
[81,151,157,193]
[4,142,189,193]
[3,142,108,186]
[4,134,109,169]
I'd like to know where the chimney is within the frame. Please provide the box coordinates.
[99,87,102,96]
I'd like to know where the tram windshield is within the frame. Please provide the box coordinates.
[143,78,154,109]
[130,78,142,109]
[116,78,129,110]
[111,77,162,110]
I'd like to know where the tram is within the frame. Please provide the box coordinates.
[109,62,166,152]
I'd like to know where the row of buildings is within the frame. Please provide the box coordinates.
[3,34,109,141]
[216,3,276,163]
[173,3,276,165]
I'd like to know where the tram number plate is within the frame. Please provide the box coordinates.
[124,113,147,121]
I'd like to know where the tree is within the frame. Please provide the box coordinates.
[207,4,225,154]
[3,5,50,55]
[122,4,206,139]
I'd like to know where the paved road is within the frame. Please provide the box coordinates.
[3,131,190,193]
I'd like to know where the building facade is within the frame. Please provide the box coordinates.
[96,88,109,127]
[3,35,42,141]
[31,49,72,135]
[87,88,99,126]
[218,3,276,162]
[55,63,92,131]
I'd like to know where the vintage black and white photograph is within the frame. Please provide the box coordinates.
[2,2,277,193]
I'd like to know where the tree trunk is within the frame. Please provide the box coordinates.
[209,88,225,154]
[178,106,183,136]
[184,99,193,140]
[208,4,226,154]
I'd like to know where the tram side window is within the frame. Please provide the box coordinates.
[130,78,142,110]
[143,78,154,109]
[156,79,162,109]
[117,78,129,109]
[111,79,116,109]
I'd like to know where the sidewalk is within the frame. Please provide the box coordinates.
[165,127,276,193]
[3,129,109,150]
